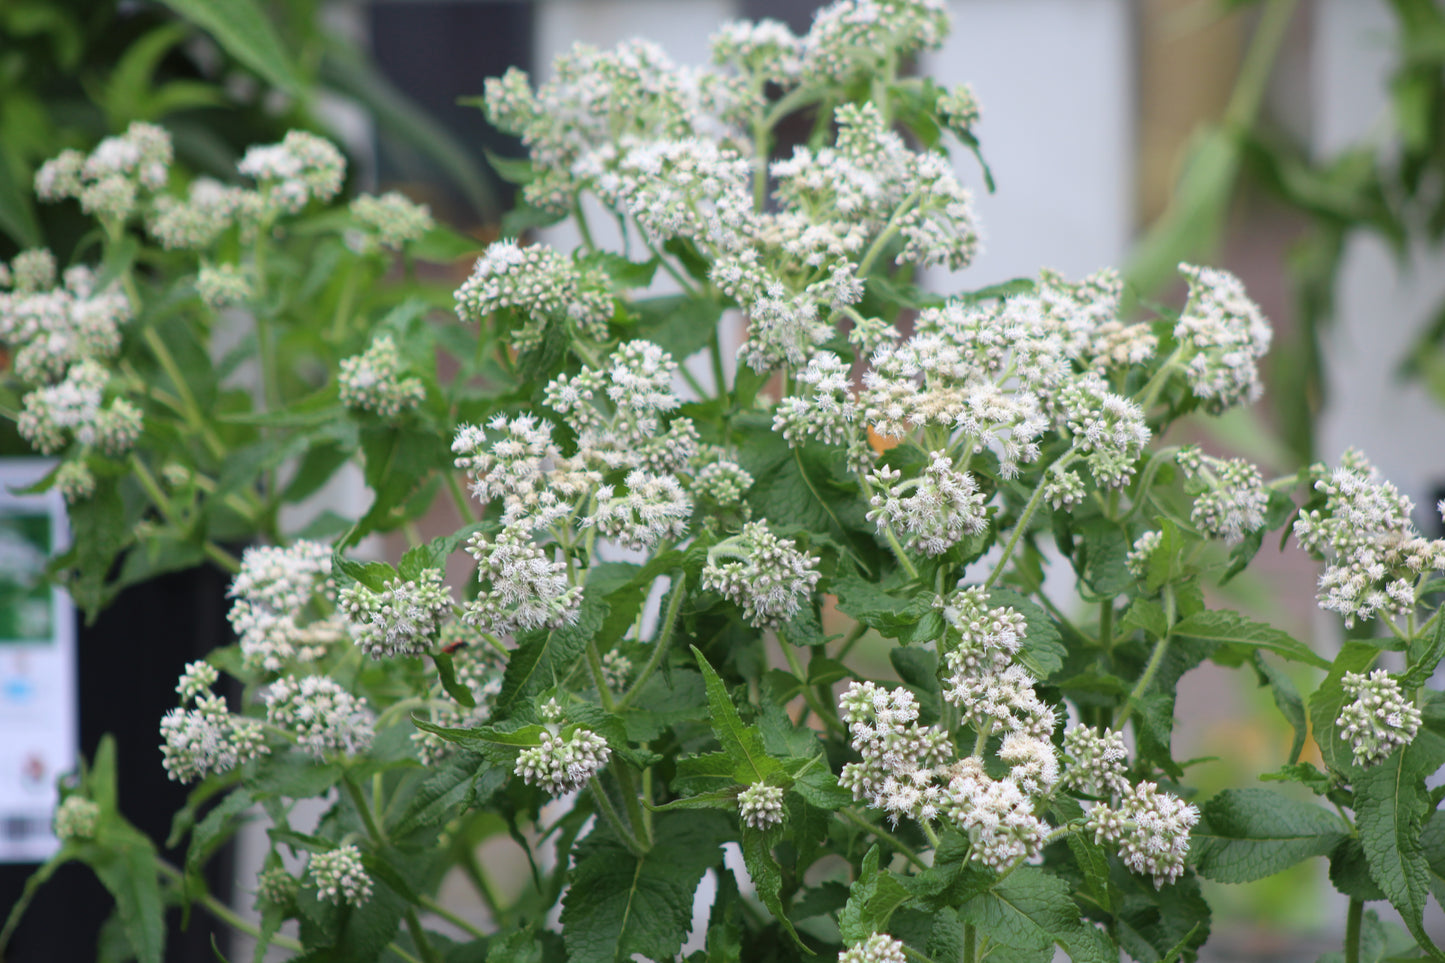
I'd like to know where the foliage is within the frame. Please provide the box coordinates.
[2,3,1443,963]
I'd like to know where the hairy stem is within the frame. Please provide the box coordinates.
[1344,897,1363,963]
[618,573,687,710]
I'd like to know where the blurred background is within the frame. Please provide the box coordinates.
[2,0,1444,958]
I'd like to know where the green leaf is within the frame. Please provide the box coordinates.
[86,825,166,963]
[692,647,779,783]
[1252,653,1307,764]
[186,789,254,879]
[390,750,486,839]
[959,866,1113,962]
[497,592,608,711]
[629,295,724,362]
[158,0,303,95]
[838,845,912,945]
[432,651,478,708]
[560,812,730,963]
[1355,740,1445,959]
[1173,610,1329,668]
[1328,836,1387,902]
[1308,642,1381,774]
[741,826,810,952]
[1258,762,1334,796]
[1190,788,1347,883]
[1402,614,1445,689]
[988,587,1065,680]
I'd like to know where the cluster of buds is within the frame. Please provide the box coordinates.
[693,459,754,507]
[1065,727,1198,888]
[338,334,427,419]
[701,520,821,627]
[0,253,131,386]
[15,360,141,458]
[339,567,451,659]
[515,727,611,796]
[237,130,347,217]
[34,121,172,224]
[738,783,785,830]
[53,795,100,842]
[349,191,434,251]
[866,451,988,556]
[1337,669,1422,766]
[309,844,373,907]
[1174,263,1272,412]
[837,932,907,963]
[1176,445,1269,543]
[263,675,375,759]
[159,661,269,783]
[454,241,613,352]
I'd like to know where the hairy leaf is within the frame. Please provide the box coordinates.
[1191,788,1347,883]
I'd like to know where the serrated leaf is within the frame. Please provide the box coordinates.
[86,824,166,963]
[838,846,912,945]
[390,750,485,838]
[186,789,254,879]
[742,827,810,952]
[560,812,730,963]
[1258,762,1334,796]
[1329,836,1388,902]
[1173,610,1329,668]
[1355,740,1445,959]
[1190,788,1347,883]
[1402,615,1445,688]
[692,647,779,783]
[959,866,1113,962]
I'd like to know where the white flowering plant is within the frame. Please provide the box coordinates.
[4,3,1445,963]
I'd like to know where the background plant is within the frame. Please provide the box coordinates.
[2,3,1444,963]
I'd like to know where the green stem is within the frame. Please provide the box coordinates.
[781,643,845,736]
[840,809,928,870]
[404,907,443,963]
[618,573,686,710]
[1344,897,1363,963]
[572,196,597,252]
[963,923,977,963]
[586,637,617,711]
[612,761,653,848]
[344,776,387,846]
[709,328,729,397]
[984,454,1077,592]
[1224,0,1300,130]
[445,471,479,523]
[457,843,505,919]
[156,861,304,952]
[1116,595,1176,729]
[1098,598,1114,655]
[203,541,242,574]
[418,893,488,940]
[588,776,647,858]
[141,327,227,459]
[1133,345,1185,412]
[857,190,923,278]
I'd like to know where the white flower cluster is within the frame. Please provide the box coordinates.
[514,727,611,796]
[35,122,172,222]
[867,450,988,556]
[838,932,907,963]
[701,520,821,627]
[463,527,584,636]
[587,469,692,550]
[160,661,269,783]
[738,782,785,830]
[413,627,506,765]
[0,254,131,385]
[339,567,451,659]
[1292,449,1445,627]
[1174,263,1272,412]
[941,587,1054,739]
[15,359,141,458]
[1057,373,1150,489]
[1337,669,1422,766]
[1086,780,1199,889]
[454,240,613,352]
[1028,268,1156,371]
[309,844,373,907]
[774,351,858,446]
[349,191,434,250]
[263,675,375,759]
[149,179,246,250]
[227,541,343,672]
[837,679,1051,870]
[1064,726,1199,888]
[1176,446,1268,543]
[601,649,632,691]
[801,0,948,84]
[338,334,426,419]
[710,18,804,86]
[53,795,100,842]
[237,130,346,216]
